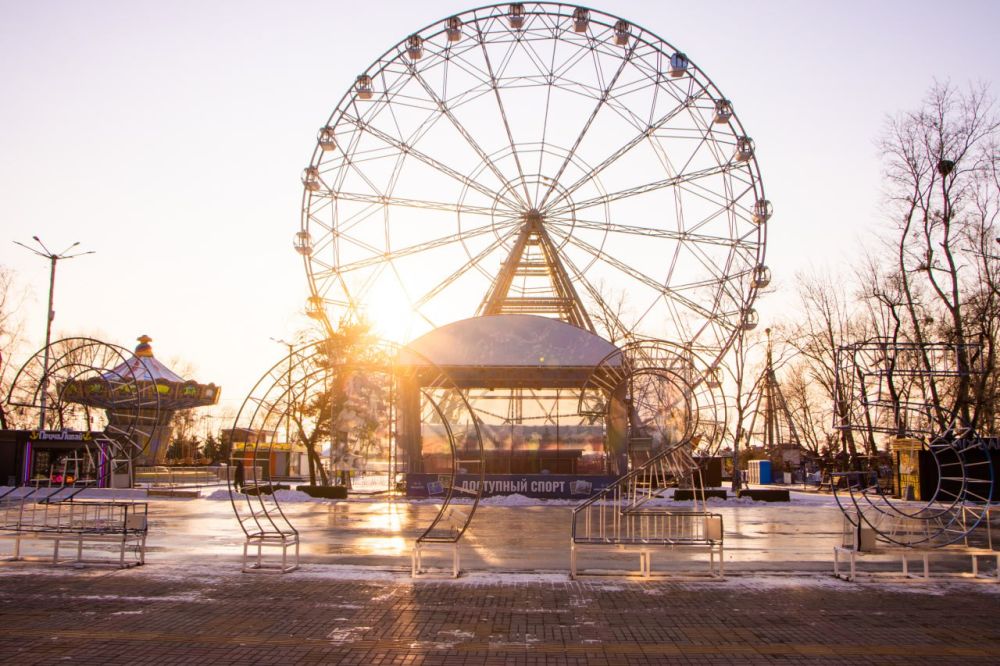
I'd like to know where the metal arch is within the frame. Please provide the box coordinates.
[298,3,768,365]
[227,341,322,544]
[578,338,727,461]
[834,338,985,439]
[228,338,485,558]
[5,337,160,490]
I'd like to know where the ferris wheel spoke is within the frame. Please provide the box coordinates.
[320,191,496,217]
[546,215,757,251]
[477,27,534,204]
[320,219,519,278]
[404,61,528,209]
[546,162,736,217]
[537,41,637,209]
[545,100,701,210]
[674,177,756,225]
[557,249,631,340]
[340,115,520,211]
[412,225,523,310]
[548,226,723,325]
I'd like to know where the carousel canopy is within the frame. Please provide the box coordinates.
[103,335,186,383]
[64,335,220,410]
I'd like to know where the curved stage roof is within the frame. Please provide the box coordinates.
[401,315,619,389]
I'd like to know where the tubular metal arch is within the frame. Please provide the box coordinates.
[228,338,485,568]
[833,433,993,548]
[833,339,993,548]
[6,337,160,490]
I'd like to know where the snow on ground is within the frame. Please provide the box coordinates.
[478,493,578,507]
[273,489,321,503]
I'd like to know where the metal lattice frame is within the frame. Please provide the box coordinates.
[834,433,993,548]
[833,338,992,548]
[297,3,768,365]
[229,340,485,569]
[5,338,160,489]
[835,338,985,440]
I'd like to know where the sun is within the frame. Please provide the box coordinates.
[359,282,420,343]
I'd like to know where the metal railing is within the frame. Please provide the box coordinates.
[570,437,723,577]
[135,465,245,487]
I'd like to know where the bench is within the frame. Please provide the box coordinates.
[834,544,1000,582]
[833,514,999,582]
[571,510,724,578]
[0,494,148,568]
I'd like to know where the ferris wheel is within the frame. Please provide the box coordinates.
[296,3,769,363]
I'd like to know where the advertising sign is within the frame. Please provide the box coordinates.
[406,473,616,499]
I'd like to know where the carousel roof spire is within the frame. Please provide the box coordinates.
[135,334,154,358]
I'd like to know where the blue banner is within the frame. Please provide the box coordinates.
[405,473,616,499]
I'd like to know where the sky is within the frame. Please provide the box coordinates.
[1,0,999,429]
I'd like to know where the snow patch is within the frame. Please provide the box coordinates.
[327,625,371,644]
[438,629,475,639]
[479,493,576,507]
[202,488,332,503]
[273,489,323,503]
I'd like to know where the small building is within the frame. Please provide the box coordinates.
[223,428,308,480]
[0,429,124,488]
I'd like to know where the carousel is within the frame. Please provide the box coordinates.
[63,335,220,465]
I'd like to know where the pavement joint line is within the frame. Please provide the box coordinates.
[0,627,995,657]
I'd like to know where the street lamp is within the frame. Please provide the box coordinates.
[13,237,94,430]
[270,337,295,450]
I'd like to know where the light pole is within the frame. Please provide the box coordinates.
[14,237,94,430]
[270,337,295,475]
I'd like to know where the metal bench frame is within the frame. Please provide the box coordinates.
[1,497,148,568]
[571,510,724,579]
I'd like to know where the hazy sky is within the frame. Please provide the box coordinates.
[2,0,999,427]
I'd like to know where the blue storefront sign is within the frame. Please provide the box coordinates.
[406,473,616,499]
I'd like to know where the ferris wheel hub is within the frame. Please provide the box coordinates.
[523,208,544,227]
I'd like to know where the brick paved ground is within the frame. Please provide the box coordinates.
[1,564,998,665]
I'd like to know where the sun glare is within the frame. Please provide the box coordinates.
[360,284,420,343]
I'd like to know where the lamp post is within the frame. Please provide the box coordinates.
[13,237,94,430]
[270,337,295,475]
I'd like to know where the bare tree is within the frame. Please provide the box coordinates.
[724,325,768,491]
[0,266,27,429]
[879,82,1000,434]
[588,280,634,346]
[787,271,868,458]
[781,360,826,456]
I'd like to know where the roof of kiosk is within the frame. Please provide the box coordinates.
[402,314,620,369]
